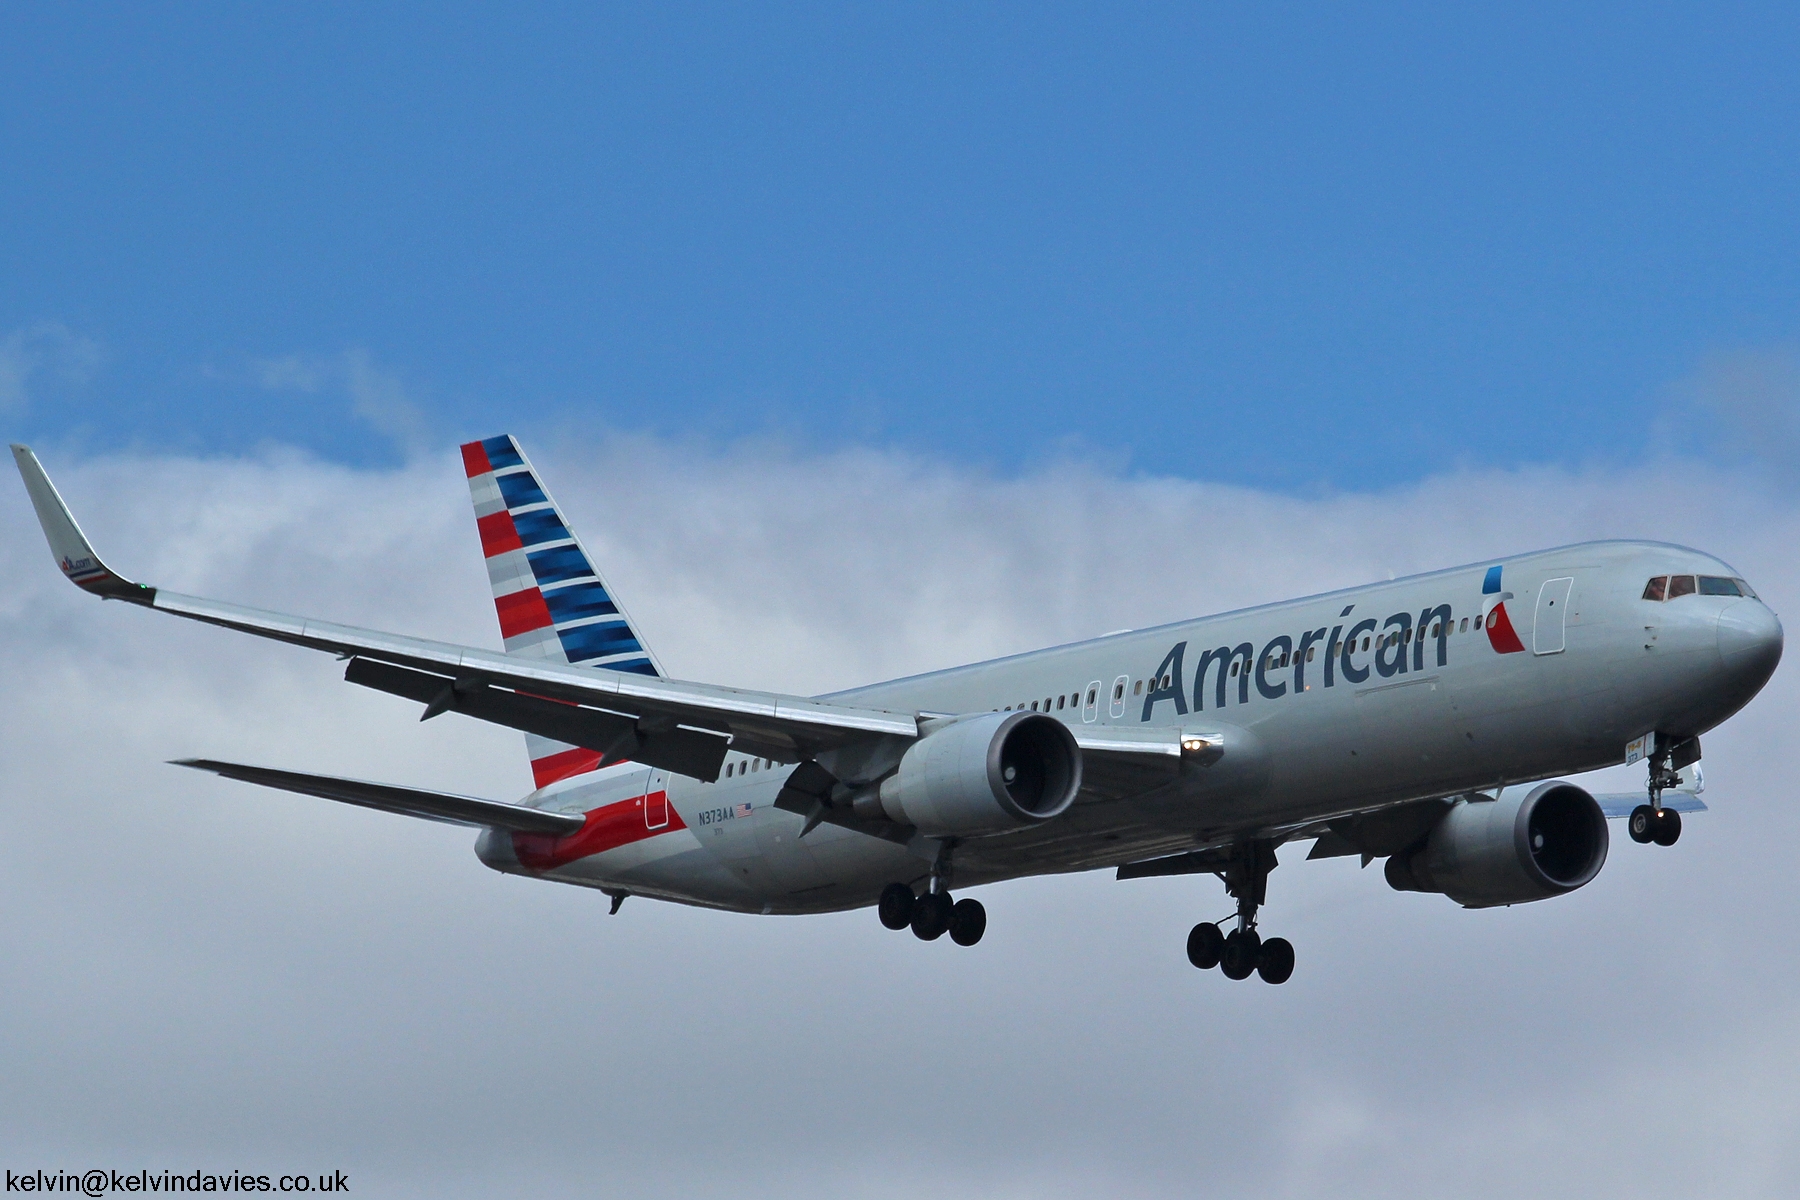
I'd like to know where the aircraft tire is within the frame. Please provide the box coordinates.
[948,898,987,946]
[1219,930,1260,980]
[1652,808,1682,847]
[911,892,953,941]
[1628,805,1656,844]
[1186,922,1224,970]
[1256,937,1295,985]
[878,883,916,930]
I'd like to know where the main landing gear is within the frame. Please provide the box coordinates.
[1186,841,1294,985]
[1628,737,1691,847]
[878,882,986,946]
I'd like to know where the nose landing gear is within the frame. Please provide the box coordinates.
[1629,736,1698,847]
[1186,840,1294,984]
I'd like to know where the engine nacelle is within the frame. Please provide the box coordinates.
[871,711,1081,837]
[1385,781,1609,908]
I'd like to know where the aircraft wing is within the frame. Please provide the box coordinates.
[1592,793,1708,817]
[173,758,585,833]
[13,445,919,784]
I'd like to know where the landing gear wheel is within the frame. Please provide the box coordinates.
[910,892,953,941]
[1257,937,1295,985]
[948,898,987,946]
[1628,805,1655,844]
[1219,929,1261,980]
[877,883,916,931]
[1651,807,1682,847]
[1186,922,1224,969]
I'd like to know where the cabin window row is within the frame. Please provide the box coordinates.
[724,756,779,778]
[1642,575,1754,602]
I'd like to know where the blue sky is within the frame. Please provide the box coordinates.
[3,3,1797,488]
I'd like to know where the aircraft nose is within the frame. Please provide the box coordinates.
[1717,599,1783,687]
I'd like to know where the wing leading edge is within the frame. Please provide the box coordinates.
[11,444,918,784]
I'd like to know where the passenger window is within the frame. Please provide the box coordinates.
[1362,636,1371,650]
[1306,646,1315,661]
[1668,575,1697,598]
[1132,681,1143,696]
[725,763,734,778]
[1057,695,1065,710]
[1460,617,1468,632]
[1114,683,1125,700]
[1044,697,1052,710]
[1473,616,1482,630]
[1087,688,1098,705]
[1230,661,1239,676]
[1699,576,1743,596]
[1030,700,1039,711]
[1643,576,1667,601]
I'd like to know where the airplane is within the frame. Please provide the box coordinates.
[10,437,1783,984]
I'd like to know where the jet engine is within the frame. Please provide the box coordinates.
[1384,781,1609,908]
[867,711,1081,837]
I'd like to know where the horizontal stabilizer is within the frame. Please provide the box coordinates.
[172,758,585,834]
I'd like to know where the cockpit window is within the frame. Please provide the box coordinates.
[1698,576,1744,597]
[1735,578,1759,599]
[1667,575,1697,598]
[1642,576,1667,601]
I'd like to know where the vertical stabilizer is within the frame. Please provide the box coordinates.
[460,435,662,788]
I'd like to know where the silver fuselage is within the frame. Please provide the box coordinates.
[476,540,1782,914]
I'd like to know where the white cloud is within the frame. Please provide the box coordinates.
[2,436,1798,1197]
[0,321,103,413]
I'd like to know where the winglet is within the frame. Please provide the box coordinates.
[9,444,155,603]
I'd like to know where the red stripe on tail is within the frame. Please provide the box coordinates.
[477,510,523,557]
[531,746,604,789]
[495,588,554,638]
[461,441,493,478]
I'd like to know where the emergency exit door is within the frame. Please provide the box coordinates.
[1534,578,1573,655]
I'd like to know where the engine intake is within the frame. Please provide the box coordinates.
[871,711,1081,837]
[1385,781,1609,908]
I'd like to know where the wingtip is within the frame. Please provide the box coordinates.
[12,446,155,603]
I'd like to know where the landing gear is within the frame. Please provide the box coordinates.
[1628,804,1681,846]
[949,898,987,946]
[1218,929,1260,980]
[877,844,985,947]
[1257,937,1295,985]
[1186,840,1294,984]
[1652,807,1681,846]
[1186,922,1224,969]
[878,882,915,930]
[910,891,953,940]
[1633,736,1693,848]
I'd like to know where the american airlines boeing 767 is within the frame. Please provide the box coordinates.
[11,438,1783,983]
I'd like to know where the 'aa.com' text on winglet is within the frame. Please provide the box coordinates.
[9,444,155,603]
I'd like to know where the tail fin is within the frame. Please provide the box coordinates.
[460,435,662,788]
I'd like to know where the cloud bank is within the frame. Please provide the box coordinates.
[2,435,1797,1198]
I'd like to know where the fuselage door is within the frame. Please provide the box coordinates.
[1534,577,1573,656]
[1109,675,1129,719]
[644,770,669,829]
[1082,680,1101,723]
